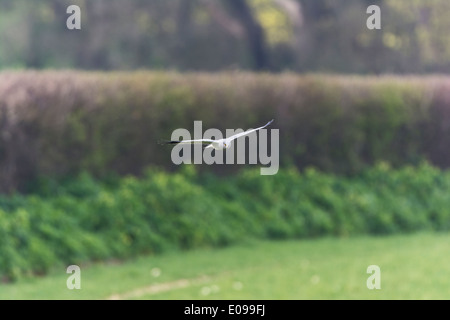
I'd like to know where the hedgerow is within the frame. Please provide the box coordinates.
[1,71,450,192]
[1,163,449,281]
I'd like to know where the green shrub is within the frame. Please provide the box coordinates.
[1,163,449,281]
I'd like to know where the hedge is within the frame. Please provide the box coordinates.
[1,71,450,192]
[1,163,450,280]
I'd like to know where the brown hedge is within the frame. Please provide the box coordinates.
[0,71,450,192]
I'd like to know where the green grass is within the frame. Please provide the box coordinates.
[1,232,449,300]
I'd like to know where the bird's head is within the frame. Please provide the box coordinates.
[223,141,229,149]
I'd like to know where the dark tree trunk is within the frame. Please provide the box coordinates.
[225,0,268,70]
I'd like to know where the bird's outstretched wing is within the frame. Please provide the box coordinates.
[158,139,215,145]
[227,119,274,141]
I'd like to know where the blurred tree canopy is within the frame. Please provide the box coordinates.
[0,0,449,73]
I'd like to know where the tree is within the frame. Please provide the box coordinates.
[224,0,268,70]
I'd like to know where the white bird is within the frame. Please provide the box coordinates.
[160,119,274,150]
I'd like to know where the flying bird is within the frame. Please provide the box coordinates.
[159,119,274,150]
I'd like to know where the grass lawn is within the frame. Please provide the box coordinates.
[1,232,449,299]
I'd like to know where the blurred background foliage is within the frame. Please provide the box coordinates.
[1,72,450,193]
[1,0,450,284]
[0,0,449,73]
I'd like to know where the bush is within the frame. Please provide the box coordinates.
[0,163,449,281]
[1,71,450,192]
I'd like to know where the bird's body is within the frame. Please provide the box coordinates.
[160,119,274,149]
[205,139,229,150]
